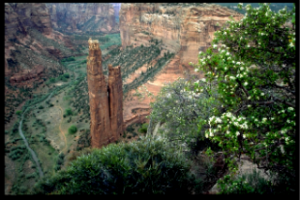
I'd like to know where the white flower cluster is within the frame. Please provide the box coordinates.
[206,112,249,139]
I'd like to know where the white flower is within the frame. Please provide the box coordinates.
[199,51,202,54]
[229,76,235,80]
[215,117,222,123]
[244,82,248,86]
[289,43,294,48]
[224,67,228,71]
[240,36,243,40]
[194,68,199,72]
[261,93,264,96]
[236,131,240,136]
[205,133,208,138]
[207,56,211,59]
[240,67,244,71]
[213,44,217,49]
[224,32,227,35]
[288,107,294,111]
[226,52,230,56]
[262,118,267,122]
[243,134,246,138]
[236,62,241,65]
[232,61,235,64]
[201,78,206,82]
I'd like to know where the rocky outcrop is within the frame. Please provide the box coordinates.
[9,65,45,88]
[46,3,119,33]
[119,3,243,66]
[108,64,124,140]
[86,38,124,148]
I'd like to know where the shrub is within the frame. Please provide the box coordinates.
[68,125,77,134]
[126,125,134,133]
[38,106,44,109]
[138,123,148,134]
[65,108,73,116]
[217,170,272,194]
[32,136,197,194]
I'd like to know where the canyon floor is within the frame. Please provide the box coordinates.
[4,32,180,194]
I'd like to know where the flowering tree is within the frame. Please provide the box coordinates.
[192,3,295,192]
[150,77,222,148]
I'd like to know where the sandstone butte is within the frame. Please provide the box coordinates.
[86,38,124,148]
[119,3,243,126]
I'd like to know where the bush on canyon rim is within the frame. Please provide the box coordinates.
[32,136,196,194]
[190,3,295,193]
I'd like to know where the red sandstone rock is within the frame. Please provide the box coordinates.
[108,64,124,140]
[87,38,124,148]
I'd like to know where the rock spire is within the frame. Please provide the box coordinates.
[86,38,124,148]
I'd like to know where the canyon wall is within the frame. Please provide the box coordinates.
[5,3,80,124]
[120,3,243,125]
[119,3,243,66]
[5,3,80,79]
[46,3,119,34]
[87,39,124,148]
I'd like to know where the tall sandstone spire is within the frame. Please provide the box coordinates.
[86,38,124,148]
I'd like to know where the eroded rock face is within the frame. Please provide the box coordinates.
[46,3,119,33]
[108,64,124,140]
[119,3,243,125]
[5,3,79,77]
[5,3,80,124]
[87,39,124,148]
[119,3,243,66]
[9,65,45,88]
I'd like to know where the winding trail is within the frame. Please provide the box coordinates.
[18,92,54,178]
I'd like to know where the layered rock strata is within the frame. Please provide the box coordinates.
[119,3,243,66]
[87,38,124,148]
[46,3,119,33]
[119,3,243,125]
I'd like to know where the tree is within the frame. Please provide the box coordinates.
[65,108,73,116]
[191,3,295,193]
[68,125,77,134]
[150,77,222,152]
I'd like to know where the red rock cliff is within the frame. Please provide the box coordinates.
[87,38,124,148]
[120,3,243,125]
[46,3,119,33]
[119,3,243,66]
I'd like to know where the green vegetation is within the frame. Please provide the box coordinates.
[8,145,27,161]
[61,57,76,62]
[68,125,78,134]
[149,3,295,194]
[32,136,198,194]
[65,108,73,116]
[15,110,22,116]
[138,123,148,134]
